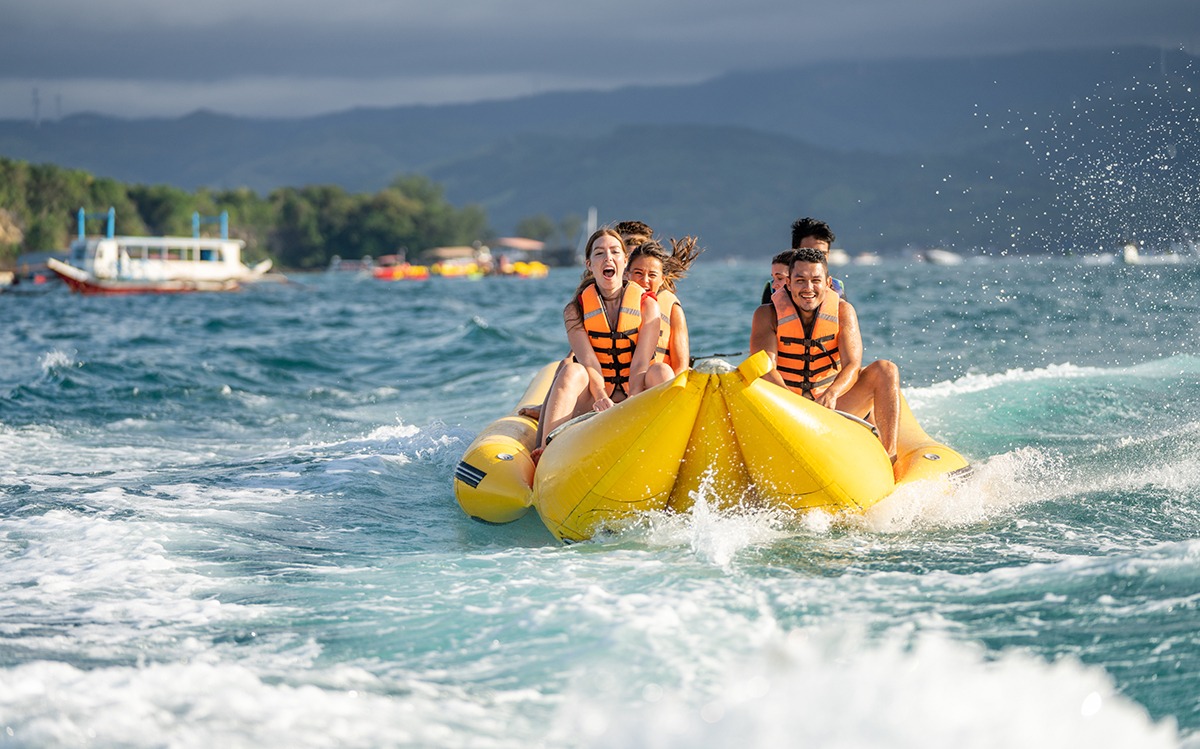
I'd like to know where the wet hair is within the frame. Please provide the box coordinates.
[771,249,796,266]
[569,228,626,329]
[660,235,703,292]
[790,217,836,248]
[789,246,829,274]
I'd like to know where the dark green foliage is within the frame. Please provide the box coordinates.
[514,215,557,242]
[0,157,491,270]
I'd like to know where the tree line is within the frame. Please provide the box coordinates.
[0,156,531,271]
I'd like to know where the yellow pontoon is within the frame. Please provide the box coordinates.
[454,352,970,542]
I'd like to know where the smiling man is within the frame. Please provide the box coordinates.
[749,246,900,458]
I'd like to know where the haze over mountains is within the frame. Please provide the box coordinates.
[1,46,1196,256]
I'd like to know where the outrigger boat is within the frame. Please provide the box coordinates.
[48,208,272,295]
[455,352,971,542]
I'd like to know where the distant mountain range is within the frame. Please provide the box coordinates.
[1,46,1196,256]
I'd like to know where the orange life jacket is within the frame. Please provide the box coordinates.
[580,282,645,397]
[773,286,841,399]
[651,289,680,369]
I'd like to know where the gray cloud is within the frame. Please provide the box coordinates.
[0,0,1196,119]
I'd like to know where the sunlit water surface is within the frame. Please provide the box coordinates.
[2,258,1200,747]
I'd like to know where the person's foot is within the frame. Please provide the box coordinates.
[518,405,542,422]
[530,446,544,466]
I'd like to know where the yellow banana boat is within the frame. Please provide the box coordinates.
[452,361,558,524]
[454,352,970,542]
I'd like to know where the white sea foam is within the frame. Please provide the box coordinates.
[854,427,1200,537]
[909,362,1107,405]
[389,424,469,471]
[1083,419,1200,496]
[936,537,1200,594]
[560,627,1179,748]
[0,419,264,491]
[863,447,1064,532]
[0,423,62,479]
[0,659,512,749]
[908,354,1200,408]
[37,349,77,374]
[276,419,470,469]
[617,446,1064,550]
[682,494,792,568]
[593,448,1065,561]
[624,473,793,568]
[0,509,262,660]
[362,422,426,446]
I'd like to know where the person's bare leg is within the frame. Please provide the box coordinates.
[531,359,571,447]
[643,362,674,389]
[869,361,900,457]
[834,360,900,457]
[538,362,593,450]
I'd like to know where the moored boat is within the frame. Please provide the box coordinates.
[1121,242,1198,265]
[455,352,971,542]
[922,248,965,265]
[49,209,272,295]
[826,248,851,266]
[489,237,551,277]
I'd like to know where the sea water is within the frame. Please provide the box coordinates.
[2,258,1199,748]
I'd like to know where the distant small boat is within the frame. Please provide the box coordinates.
[328,255,375,273]
[922,248,965,266]
[827,248,852,266]
[49,237,271,295]
[430,263,480,278]
[372,254,430,281]
[490,237,551,277]
[854,252,883,265]
[1121,243,1196,266]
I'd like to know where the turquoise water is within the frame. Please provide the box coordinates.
[2,258,1200,747]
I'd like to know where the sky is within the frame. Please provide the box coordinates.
[0,0,1196,121]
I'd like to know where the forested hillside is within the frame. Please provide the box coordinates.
[2,47,1196,255]
[0,158,489,270]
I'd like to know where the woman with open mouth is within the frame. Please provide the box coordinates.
[534,228,674,457]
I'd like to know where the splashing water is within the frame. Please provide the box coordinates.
[1019,49,1199,253]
